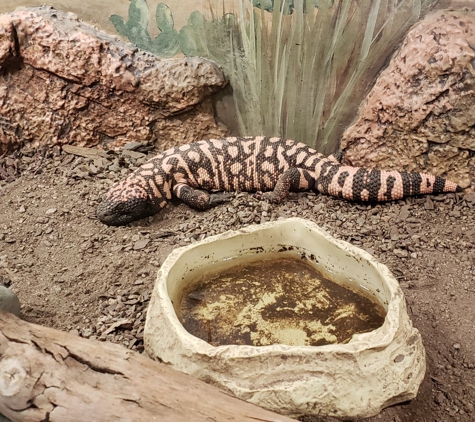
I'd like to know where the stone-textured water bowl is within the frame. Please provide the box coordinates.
[144,218,426,419]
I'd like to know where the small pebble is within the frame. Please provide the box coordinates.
[134,239,150,250]
[393,248,409,258]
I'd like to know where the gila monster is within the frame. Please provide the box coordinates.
[96,136,462,226]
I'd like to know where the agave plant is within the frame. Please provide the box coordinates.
[207,0,439,153]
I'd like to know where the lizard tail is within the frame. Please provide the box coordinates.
[315,164,463,202]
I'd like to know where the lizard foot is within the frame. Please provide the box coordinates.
[254,191,279,203]
[208,192,235,206]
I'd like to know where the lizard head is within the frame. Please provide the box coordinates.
[96,179,156,226]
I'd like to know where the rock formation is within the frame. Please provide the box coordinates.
[341,9,475,190]
[0,6,228,154]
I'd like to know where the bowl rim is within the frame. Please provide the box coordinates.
[150,217,406,357]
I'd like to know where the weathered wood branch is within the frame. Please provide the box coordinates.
[0,311,294,422]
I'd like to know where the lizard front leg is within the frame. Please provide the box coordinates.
[255,168,315,203]
[173,183,234,210]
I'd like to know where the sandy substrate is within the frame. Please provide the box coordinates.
[1,147,474,421]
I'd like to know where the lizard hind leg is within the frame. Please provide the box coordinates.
[173,183,233,210]
[255,168,314,203]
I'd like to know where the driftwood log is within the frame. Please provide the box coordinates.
[0,311,294,422]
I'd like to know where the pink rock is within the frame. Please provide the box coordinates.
[0,6,228,153]
[0,15,16,66]
[341,9,475,190]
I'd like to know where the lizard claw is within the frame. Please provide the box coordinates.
[255,191,279,203]
[254,191,266,201]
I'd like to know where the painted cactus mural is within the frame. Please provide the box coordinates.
[110,0,180,57]
[251,0,334,14]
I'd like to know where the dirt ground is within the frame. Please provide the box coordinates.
[0,146,474,422]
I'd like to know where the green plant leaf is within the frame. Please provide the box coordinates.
[252,0,274,12]
[179,11,208,57]
[156,3,175,31]
[129,0,150,29]
[110,14,127,36]
[152,30,181,57]
[109,0,152,51]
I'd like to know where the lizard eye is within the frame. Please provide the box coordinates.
[113,203,126,213]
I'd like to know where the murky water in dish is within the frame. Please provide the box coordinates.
[178,256,386,347]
